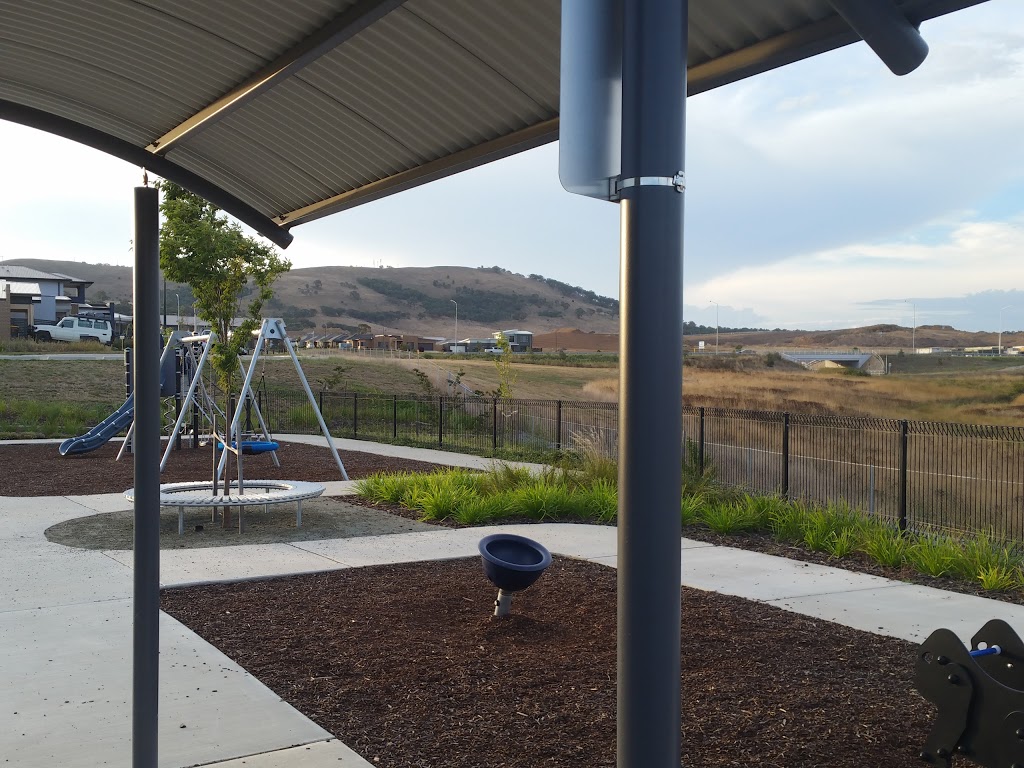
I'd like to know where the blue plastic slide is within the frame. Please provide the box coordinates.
[59,394,136,455]
[59,331,186,457]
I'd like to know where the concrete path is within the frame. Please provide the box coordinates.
[2,437,1022,767]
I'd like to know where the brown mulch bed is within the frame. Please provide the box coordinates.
[162,556,934,768]
[0,442,447,496]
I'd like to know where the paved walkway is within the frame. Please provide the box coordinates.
[1,437,1021,766]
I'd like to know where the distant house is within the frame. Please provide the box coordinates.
[0,264,94,339]
[493,329,533,352]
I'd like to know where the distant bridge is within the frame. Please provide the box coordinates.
[780,352,876,370]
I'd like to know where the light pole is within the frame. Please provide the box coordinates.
[999,305,1013,356]
[450,299,458,352]
[174,294,180,331]
[708,299,719,354]
[905,299,916,352]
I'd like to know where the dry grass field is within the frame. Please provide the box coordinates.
[577,365,1024,425]
[4,351,1024,426]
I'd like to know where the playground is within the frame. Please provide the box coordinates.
[3,438,1022,767]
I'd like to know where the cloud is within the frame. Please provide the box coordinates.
[688,216,1024,330]
[683,11,1024,284]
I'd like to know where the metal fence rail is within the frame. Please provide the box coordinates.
[260,390,1024,540]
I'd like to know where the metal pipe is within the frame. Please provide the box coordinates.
[132,185,161,768]
[617,1,685,765]
[162,334,214,470]
[277,319,349,480]
[828,0,928,75]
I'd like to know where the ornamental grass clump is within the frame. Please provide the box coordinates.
[478,463,533,495]
[680,493,705,526]
[976,565,1022,592]
[354,471,418,505]
[768,503,805,543]
[959,531,1022,581]
[700,500,761,535]
[509,483,579,521]
[801,510,834,552]
[453,495,509,526]
[906,534,963,578]
[579,478,618,523]
[860,523,909,568]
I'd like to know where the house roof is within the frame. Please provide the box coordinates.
[0,265,67,281]
[0,0,985,249]
[0,280,42,295]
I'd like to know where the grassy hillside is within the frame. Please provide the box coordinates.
[6,259,619,339]
[686,323,1021,353]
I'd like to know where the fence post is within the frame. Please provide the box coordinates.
[869,464,876,516]
[556,400,563,452]
[393,394,398,440]
[174,350,183,450]
[318,390,324,415]
[438,395,443,447]
[492,398,498,454]
[781,412,790,499]
[698,407,705,475]
[898,420,909,532]
[192,390,200,450]
[353,392,358,439]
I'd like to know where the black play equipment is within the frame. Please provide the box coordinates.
[916,619,1024,767]
[478,533,552,617]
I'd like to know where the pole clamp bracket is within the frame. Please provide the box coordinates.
[610,172,685,201]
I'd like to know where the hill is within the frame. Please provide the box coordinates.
[4,260,620,339]
[684,323,1020,352]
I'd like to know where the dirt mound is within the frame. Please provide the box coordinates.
[533,328,619,352]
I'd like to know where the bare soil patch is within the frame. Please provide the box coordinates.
[162,557,933,768]
[0,441,446,496]
[44,496,435,550]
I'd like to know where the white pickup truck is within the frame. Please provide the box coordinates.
[31,316,113,345]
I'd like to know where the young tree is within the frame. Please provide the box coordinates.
[158,181,290,395]
[493,332,517,398]
[158,181,290,525]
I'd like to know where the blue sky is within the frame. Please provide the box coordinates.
[1,0,1022,332]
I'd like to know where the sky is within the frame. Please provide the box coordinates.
[1,0,1022,333]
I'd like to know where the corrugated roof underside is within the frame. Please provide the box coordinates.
[0,0,988,227]
[0,0,355,143]
[166,0,561,218]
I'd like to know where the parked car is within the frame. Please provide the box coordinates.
[30,316,113,345]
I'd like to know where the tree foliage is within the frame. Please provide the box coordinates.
[493,333,517,398]
[157,181,290,393]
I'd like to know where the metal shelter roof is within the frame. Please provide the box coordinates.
[0,0,986,249]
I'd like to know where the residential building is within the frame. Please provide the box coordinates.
[493,329,533,352]
[0,264,94,338]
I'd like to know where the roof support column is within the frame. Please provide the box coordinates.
[132,185,161,768]
[617,1,685,766]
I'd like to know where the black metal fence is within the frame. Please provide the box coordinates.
[260,391,1024,540]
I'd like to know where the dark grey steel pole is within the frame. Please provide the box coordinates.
[132,185,161,767]
[617,1,685,766]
